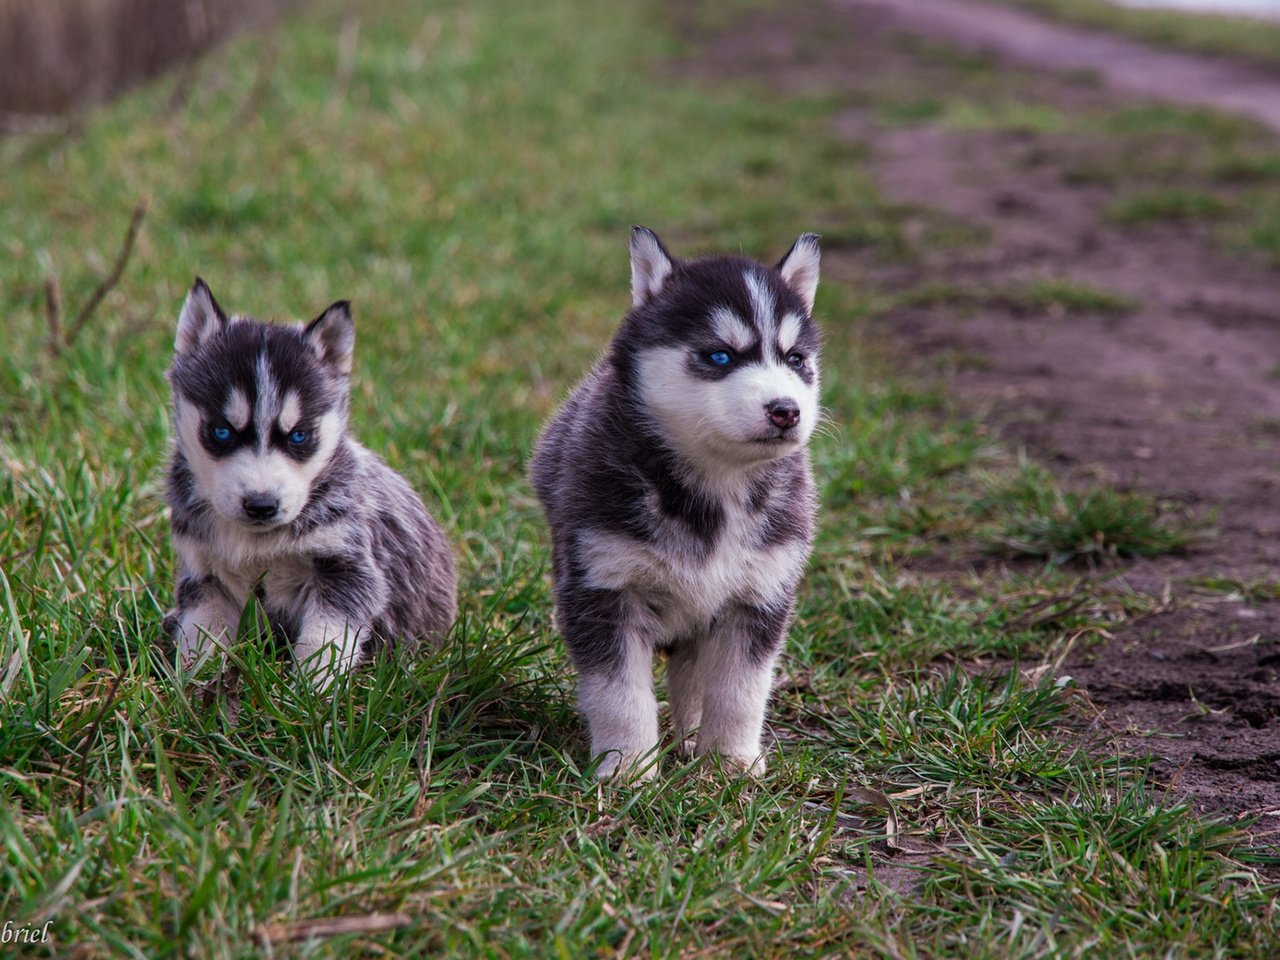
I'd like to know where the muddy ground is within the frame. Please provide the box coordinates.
[689,1,1280,828]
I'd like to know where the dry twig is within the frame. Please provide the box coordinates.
[329,15,361,113]
[232,36,278,128]
[44,275,63,355]
[55,198,149,352]
[253,913,412,945]
[74,673,125,814]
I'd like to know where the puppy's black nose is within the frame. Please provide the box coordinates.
[242,494,280,521]
[766,399,800,430]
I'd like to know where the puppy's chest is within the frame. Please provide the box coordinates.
[208,554,316,620]
[180,520,359,617]
[578,499,809,628]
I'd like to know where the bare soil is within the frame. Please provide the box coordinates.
[685,0,1280,828]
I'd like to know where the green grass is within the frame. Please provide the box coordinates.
[0,0,1274,957]
[877,98,1065,135]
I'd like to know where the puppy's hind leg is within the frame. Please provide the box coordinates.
[666,639,702,757]
[697,603,791,776]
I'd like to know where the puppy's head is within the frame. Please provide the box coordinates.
[616,228,822,469]
[167,278,354,530]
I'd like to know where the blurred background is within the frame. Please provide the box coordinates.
[0,0,298,117]
[3,0,1279,120]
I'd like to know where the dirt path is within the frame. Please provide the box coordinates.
[843,0,1280,133]
[686,0,1280,824]
[874,123,1280,580]
[874,113,1280,822]
[845,3,1280,821]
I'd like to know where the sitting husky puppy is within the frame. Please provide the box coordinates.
[530,228,822,779]
[164,278,456,687]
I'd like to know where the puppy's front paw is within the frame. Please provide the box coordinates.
[293,620,363,691]
[593,745,659,782]
[718,752,767,777]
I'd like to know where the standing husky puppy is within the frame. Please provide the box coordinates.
[165,278,457,687]
[530,228,822,779]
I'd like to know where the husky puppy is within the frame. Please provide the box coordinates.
[164,278,457,687]
[530,228,822,779]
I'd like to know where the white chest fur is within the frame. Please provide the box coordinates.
[576,499,809,638]
[173,519,355,622]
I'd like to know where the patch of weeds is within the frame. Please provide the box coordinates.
[1210,152,1280,184]
[799,567,1143,674]
[1185,574,1280,604]
[876,98,946,125]
[822,672,1087,790]
[1246,415,1280,437]
[1060,161,1118,187]
[944,101,1064,135]
[1098,103,1259,140]
[971,464,1197,565]
[1246,214,1280,267]
[1019,277,1137,314]
[1106,188,1233,226]
[903,278,1136,317]
[931,348,994,373]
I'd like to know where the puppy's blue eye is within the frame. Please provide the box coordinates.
[288,429,308,445]
[210,425,232,443]
[708,351,732,367]
[787,352,806,367]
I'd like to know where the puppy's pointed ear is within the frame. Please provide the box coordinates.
[630,226,675,308]
[776,233,821,315]
[304,301,355,375]
[176,277,228,354]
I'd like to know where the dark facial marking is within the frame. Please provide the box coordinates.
[272,422,321,462]
[170,318,346,460]
[200,418,252,459]
[610,253,820,395]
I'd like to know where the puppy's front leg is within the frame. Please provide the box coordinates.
[697,602,792,775]
[292,612,366,691]
[168,574,241,671]
[292,555,383,690]
[562,585,659,781]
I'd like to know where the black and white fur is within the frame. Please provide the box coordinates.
[530,228,822,779]
[164,279,457,687]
